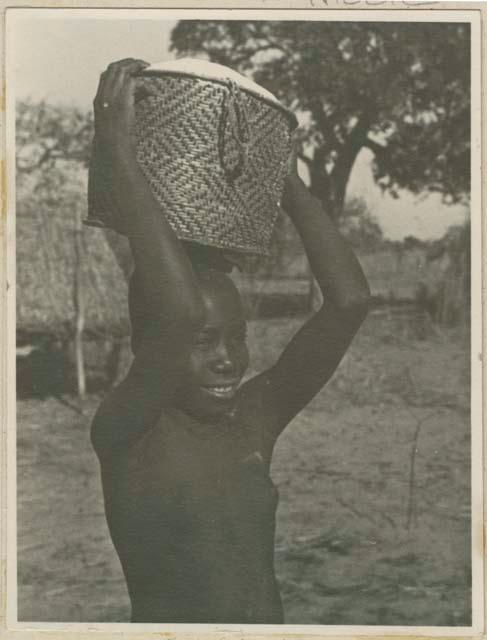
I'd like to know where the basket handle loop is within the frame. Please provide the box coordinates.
[219,79,250,182]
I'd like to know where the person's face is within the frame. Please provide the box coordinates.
[177,273,249,421]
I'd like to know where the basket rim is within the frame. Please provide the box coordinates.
[83,217,273,257]
[139,68,298,131]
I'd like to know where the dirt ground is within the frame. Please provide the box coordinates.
[16,312,471,625]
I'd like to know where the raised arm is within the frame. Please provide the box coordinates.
[93,59,204,332]
[91,59,205,456]
[236,147,371,451]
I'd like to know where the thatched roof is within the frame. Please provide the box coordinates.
[16,161,130,337]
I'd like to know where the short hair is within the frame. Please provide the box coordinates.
[182,241,238,274]
[129,243,240,354]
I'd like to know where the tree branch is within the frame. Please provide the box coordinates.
[363,137,388,158]
[17,142,88,173]
[230,42,286,67]
[17,146,58,173]
[309,98,342,151]
[297,152,312,168]
[329,111,374,213]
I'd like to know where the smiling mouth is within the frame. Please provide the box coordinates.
[201,384,239,399]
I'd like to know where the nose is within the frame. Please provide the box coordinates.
[211,341,235,374]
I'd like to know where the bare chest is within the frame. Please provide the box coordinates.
[125,410,279,530]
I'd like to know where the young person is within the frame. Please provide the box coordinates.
[91,58,370,624]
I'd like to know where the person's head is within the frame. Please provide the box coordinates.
[129,246,249,422]
[175,268,249,421]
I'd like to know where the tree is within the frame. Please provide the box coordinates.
[16,100,93,172]
[424,222,470,326]
[171,21,470,218]
[339,197,384,251]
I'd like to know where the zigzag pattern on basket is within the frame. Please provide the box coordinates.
[88,72,295,256]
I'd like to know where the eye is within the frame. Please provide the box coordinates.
[228,328,247,344]
[194,331,215,348]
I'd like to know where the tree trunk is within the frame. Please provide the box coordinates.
[305,157,335,311]
[306,263,323,313]
[308,148,337,218]
[331,144,362,215]
[73,208,86,398]
[105,338,124,388]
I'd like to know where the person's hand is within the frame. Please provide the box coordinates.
[93,58,149,159]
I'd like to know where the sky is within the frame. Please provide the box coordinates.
[8,11,469,241]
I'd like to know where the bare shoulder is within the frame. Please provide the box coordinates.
[232,301,369,457]
[91,334,193,459]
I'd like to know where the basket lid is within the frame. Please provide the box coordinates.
[142,58,297,127]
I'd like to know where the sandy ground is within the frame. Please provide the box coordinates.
[16,313,471,625]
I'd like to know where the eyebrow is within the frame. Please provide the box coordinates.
[227,321,247,331]
[198,326,218,335]
[199,321,247,332]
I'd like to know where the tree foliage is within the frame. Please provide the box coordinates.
[16,99,93,173]
[16,100,127,338]
[339,198,384,251]
[171,21,470,217]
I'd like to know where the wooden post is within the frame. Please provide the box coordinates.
[73,207,86,398]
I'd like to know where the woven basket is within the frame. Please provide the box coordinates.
[86,59,297,256]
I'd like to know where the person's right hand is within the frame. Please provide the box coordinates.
[93,58,149,159]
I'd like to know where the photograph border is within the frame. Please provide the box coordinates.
[1,2,484,638]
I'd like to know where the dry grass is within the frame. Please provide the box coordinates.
[17,313,471,625]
